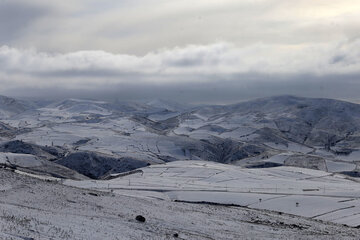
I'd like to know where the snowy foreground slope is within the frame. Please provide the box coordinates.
[66,161,360,228]
[1,167,360,240]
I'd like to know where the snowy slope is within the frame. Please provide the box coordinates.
[0,152,88,179]
[1,167,359,239]
[65,160,360,227]
[0,95,34,119]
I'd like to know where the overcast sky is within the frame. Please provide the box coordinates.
[0,0,360,103]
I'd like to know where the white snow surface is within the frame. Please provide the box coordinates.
[0,152,43,167]
[66,160,360,227]
[0,167,359,240]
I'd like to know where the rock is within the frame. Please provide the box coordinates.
[88,192,99,197]
[135,215,146,222]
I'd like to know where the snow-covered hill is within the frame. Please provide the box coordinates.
[1,166,359,239]
[0,95,34,119]
[66,160,360,227]
[0,152,88,179]
[0,95,360,178]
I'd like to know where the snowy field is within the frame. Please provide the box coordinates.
[0,167,359,240]
[66,161,360,227]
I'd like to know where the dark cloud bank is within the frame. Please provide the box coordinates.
[4,73,359,104]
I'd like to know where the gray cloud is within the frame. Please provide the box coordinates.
[4,73,360,104]
[0,40,359,103]
[0,1,359,103]
[0,0,47,43]
[2,0,360,54]
[1,40,360,79]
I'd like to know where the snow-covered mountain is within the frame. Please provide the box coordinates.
[0,95,34,119]
[0,95,360,179]
[171,95,360,173]
[187,95,360,148]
